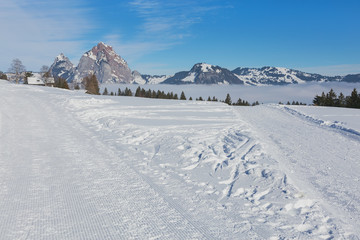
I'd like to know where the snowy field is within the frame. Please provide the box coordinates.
[102,82,360,104]
[1,80,360,239]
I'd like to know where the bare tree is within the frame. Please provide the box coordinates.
[40,65,50,84]
[8,58,26,84]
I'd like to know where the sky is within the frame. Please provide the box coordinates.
[1,0,360,76]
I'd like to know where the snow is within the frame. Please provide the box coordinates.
[1,80,360,239]
[113,56,126,65]
[55,53,67,62]
[182,72,196,82]
[133,74,147,84]
[147,75,171,84]
[86,50,97,60]
[200,63,213,72]
[284,105,360,132]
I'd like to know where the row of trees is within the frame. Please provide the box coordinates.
[134,86,183,100]
[224,93,260,106]
[279,101,307,105]
[3,58,53,85]
[100,86,260,106]
[313,88,360,108]
[103,87,133,96]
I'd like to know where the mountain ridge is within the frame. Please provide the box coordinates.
[49,42,360,85]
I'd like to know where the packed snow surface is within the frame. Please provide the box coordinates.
[1,80,360,239]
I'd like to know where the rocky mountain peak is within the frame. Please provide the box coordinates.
[55,53,68,62]
[49,53,75,80]
[70,42,133,84]
[163,63,243,84]
[192,63,218,73]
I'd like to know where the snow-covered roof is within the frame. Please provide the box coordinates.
[27,77,44,85]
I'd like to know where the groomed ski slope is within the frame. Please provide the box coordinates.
[0,81,359,239]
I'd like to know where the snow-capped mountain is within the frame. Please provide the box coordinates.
[71,42,133,84]
[342,73,360,82]
[49,43,359,86]
[132,70,171,84]
[49,53,75,80]
[159,64,347,85]
[162,63,243,84]
[232,66,342,86]
[50,42,133,84]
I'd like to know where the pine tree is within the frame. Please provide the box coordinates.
[207,96,211,101]
[0,71,7,80]
[54,77,69,89]
[135,86,141,97]
[180,91,186,100]
[189,97,193,100]
[24,72,33,84]
[336,92,345,107]
[145,89,152,98]
[325,89,337,106]
[124,87,132,96]
[235,98,242,106]
[83,74,99,95]
[118,88,122,96]
[346,88,360,108]
[224,93,232,105]
[74,84,80,90]
[103,87,109,95]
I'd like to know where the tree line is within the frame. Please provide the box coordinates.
[313,88,360,108]
[3,60,260,107]
[101,86,259,106]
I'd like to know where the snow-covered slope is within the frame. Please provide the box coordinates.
[1,80,359,239]
[132,70,171,84]
[232,66,342,85]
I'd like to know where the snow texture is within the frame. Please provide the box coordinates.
[0,80,359,239]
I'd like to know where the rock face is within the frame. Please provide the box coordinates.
[163,63,243,84]
[50,42,133,84]
[72,42,133,84]
[49,53,75,80]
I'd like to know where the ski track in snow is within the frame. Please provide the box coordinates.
[1,81,359,239]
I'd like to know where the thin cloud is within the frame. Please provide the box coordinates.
[129,0,221,38]
[0,0,93,71]
[102,34,177,64]
[300,64,360,76]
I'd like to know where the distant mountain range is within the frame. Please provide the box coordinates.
[49,42,360,85]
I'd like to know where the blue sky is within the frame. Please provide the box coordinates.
[1,0,360,76]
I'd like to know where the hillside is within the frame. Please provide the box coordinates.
[1,81,359,239]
